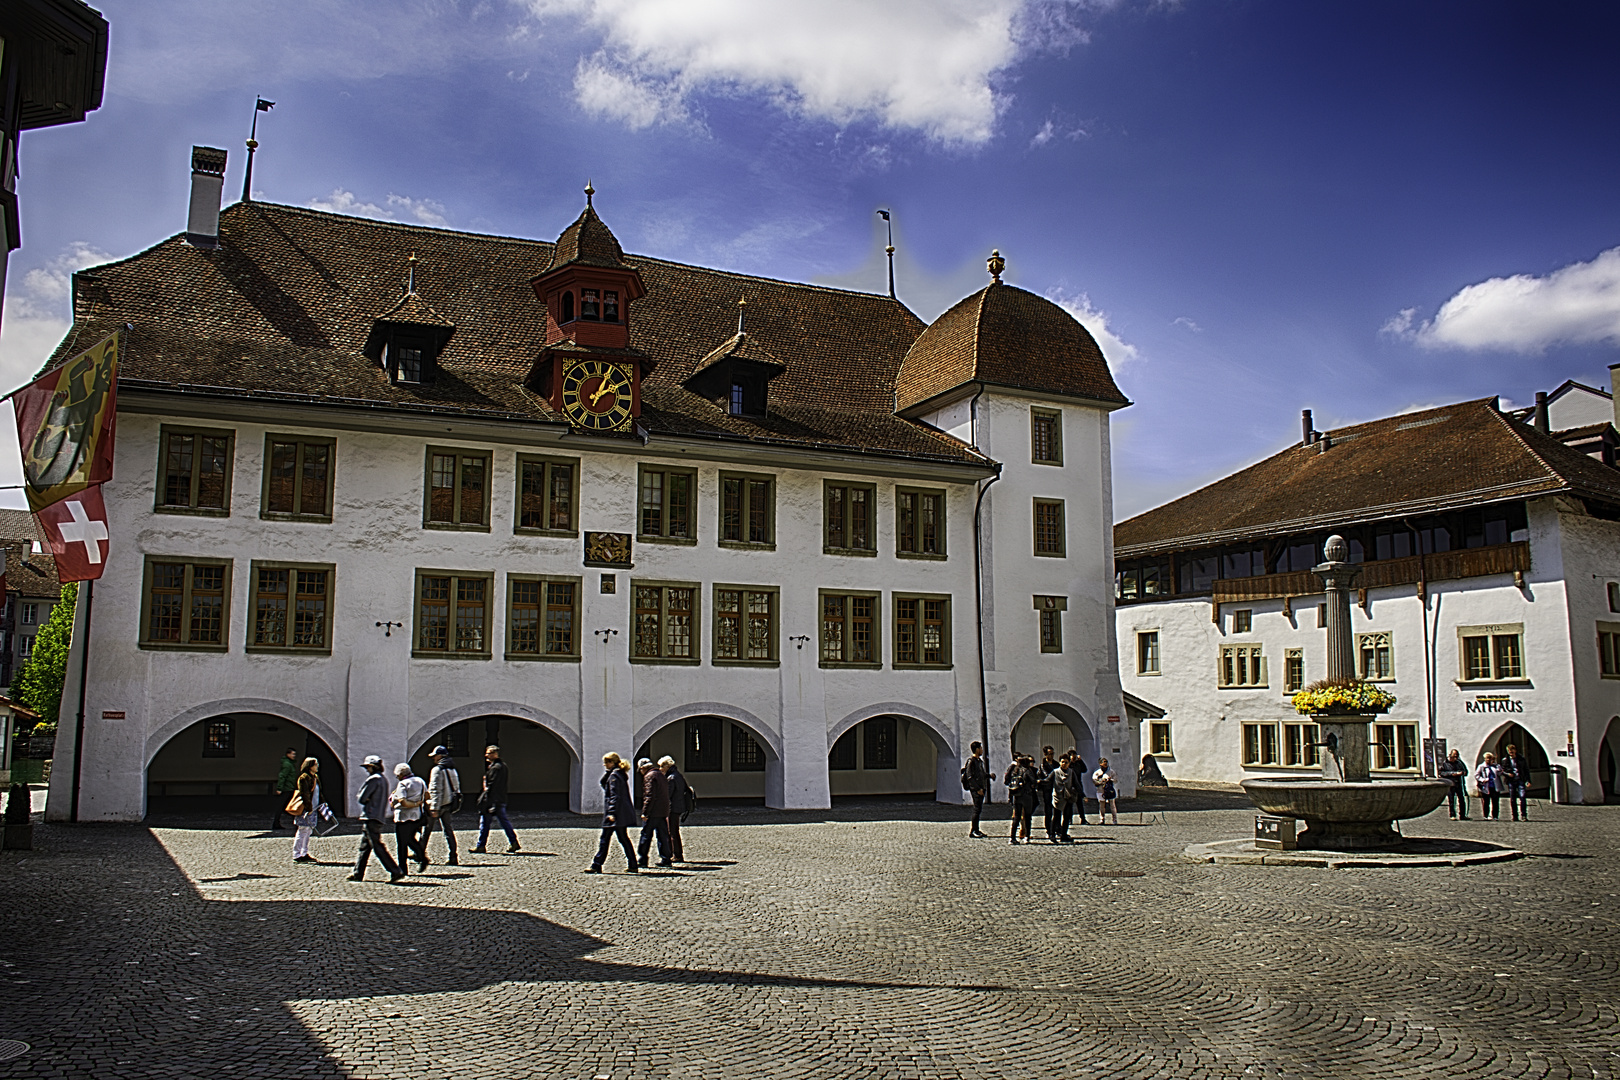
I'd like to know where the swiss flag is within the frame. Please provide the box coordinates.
[35,484,110,583]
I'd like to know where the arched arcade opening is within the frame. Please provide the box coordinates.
[1598,718,1618,804]
[146,712,344,818]
[636,715,777,804]
[1479,722,1552,799]
[410,715,574,811]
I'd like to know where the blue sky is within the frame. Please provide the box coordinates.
[3,0,1618,517]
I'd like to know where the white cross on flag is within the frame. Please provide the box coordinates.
[35,482,110,583]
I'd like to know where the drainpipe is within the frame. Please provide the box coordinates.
[969,386,1002,775]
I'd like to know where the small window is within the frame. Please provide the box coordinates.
[829,728,858,770]
[19,604,37,626]
[1242,722,1280,766]
[561,291,575,323]
[863,716,898,770]
[1137,630,1159,674]
[16,635,31,659]
[894,594,950,668]
[140,557,233,651]
[824,482,876,554]
[685,717,722,772]
[507,576,581,660]
[638,467,697,542]
[248,562,334,652]
[414,570,494,658]
[720,473,775,547]
[1457,624,1525,682]
[729,382,745,416]
[1609,582,1620,612]
[1149,721,1172,756]
[156,427,234,514]
[896,488,945,558]
[603,291,620,322]
[396,347,423,384]
[1285,648,1305,693]
[714,585,778,665]
[1033,499,1066,557]
[1316,603,1327,629]
[1372,722,1420,771]
[1219,644,1266,687]
[631,582,699,662]
[1283,721,1319,767]
[1232,609,1252,634]
[262,435,334,521]
[1599,623,1620,677]
[581,289,600,320]
[820,591,880,667]
[1357,631,1393,680]
[1031,408,1063,465]
[731,724,767,772]
[516,455,578,534]
[202,718,236,758]
[1039,608,1063,653]
[424,447,491,530]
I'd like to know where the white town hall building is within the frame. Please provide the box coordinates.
[47,150,1136,820]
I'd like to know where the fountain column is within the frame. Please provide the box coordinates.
[1313,535,1370,782]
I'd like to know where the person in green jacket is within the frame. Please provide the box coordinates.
[272,747,300,830]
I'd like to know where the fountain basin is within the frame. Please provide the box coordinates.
[1242,777,1451,850]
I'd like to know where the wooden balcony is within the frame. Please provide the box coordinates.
[1211,541,1530,605]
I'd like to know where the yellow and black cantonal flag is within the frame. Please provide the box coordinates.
[12,331,118,513]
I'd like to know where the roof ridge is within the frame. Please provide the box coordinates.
[232,201,559,249]
[1321,396,1496,439]
[1487,401,1564,486]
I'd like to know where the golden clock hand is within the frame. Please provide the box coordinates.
[589,377,616,406]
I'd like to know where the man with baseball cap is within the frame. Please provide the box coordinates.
[349,755,404,883]
[420,745,462,866]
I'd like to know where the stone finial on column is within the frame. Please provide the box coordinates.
[1313,534,1361,682]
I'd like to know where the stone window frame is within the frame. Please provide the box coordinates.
[1456,622,1527,685]
[505,574,583,662]
[1282,721,1319,768]
[1357,631,1394,681]
[1032,498,1066,558]
[1372,722,1421,772]
[630,580,702,665]
[1284,648,1305,693]
[637,465,699,545]
[1219,643,1267,688]
[893,592,951,669]
[412,568,495,660]
[1030,406,1063,466]
[718,471,776,549]
[154,425,235,517]
[1598,621,1620,679]
[138,555,234,652]
[818,589,882,669]
[1149,721,1173,757]
[823,480,877,556]
[422,445,492,532]
[1241,721,1280,767]
[259,433,335,523]
[712,583,780,667]
[1034,595,1066,655]
[245,560,335,655]
[1232,608,1252,634]
[514,454,580,537]
[1136,628,1160,674]
[895,487,947,560]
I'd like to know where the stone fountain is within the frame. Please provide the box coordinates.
[1240,535,1451,849]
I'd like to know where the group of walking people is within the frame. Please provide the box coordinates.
[1438,745,1535,822]
[587,752,696,874]
[960,742,1120,843]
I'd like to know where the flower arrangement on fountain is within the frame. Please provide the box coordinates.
[1290,677,1396,716]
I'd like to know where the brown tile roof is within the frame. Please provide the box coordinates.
[58,201,990,467]
[895,281,1129,414]
[0,510,40,545]
[4,546,61,601]
[544,204,634,273]
[1115,398,1620,557]
[375,290,455,328]
[688,332,787,381]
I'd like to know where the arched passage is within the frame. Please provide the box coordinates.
[1010,699,1097,769]
[410,714,576,812]
[145,711,344,820]
[635,712,780,805]
[828,704,960,803]
[1477,722,1552,799]
[1599,718,1619,804]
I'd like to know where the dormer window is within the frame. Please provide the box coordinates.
[581,289,600,321]
[561,291,575,323]
[603,291,619,322]
[730,382,745,416]
[397,347,423,384]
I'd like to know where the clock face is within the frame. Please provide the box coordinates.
[560,360,634,431]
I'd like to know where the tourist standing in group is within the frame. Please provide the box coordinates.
[1069,749,1090,826]
[659,756,692,863]
[1092,757,1119,825]
[586,753,639,874]
[1051,753,1076,843]
[1502,744,1532,822]
[422,745,461,865]
[1004,754,1037,844]
[289,758,321,863]
[391,763,430,872]
[1036,746,1059,841]
[636,758,674,868]
[1438,748,1469,820]
[473,745,521,854]
[272,747,299,830]
[349,755,404,883]
[962,741,992,838]
[1475,753,1502,820]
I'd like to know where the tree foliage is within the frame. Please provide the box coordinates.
[14,582,76,728]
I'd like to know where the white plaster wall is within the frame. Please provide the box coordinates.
[1548,387,1613,431]
[1552,505,1620,803]
[50,400,1115,821]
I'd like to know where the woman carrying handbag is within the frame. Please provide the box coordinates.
[288,758,322,863]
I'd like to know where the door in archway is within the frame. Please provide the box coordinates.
[1490,723,1551,798]
[636,716,772,804]
[828,716,938,799]
[411,717,572,811]
[146,712,344,819]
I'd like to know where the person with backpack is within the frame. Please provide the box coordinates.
[1004,754,1038,844]
[961,741,992,838]
[636,758,674,868]
[421,745,462,866]
[1036,746,1059,841]
[659,755,693,863]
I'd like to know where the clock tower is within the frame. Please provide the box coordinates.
[529,183,652,433]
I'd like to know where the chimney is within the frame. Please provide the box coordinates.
[1301,409,1315,445]
[185,146,229,248]
[1610,363,1620,432]
[1534,391,1550,434]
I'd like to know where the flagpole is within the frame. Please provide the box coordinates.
[68,578,93,823]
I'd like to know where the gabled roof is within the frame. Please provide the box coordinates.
[374,290,454,329]
[57,201,992,468]
[544,204,633,273]
[1115,398,1620,557]
[688,332,787,381]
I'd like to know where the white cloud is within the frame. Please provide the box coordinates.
[1173,315,1201,332]
[522,0,1105,146]
[308,189,450,228]
[1047,288,1139,367]
[1387,246,1620,353]
[0,242,114,396]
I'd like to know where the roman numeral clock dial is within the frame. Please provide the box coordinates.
[561,360,634,432]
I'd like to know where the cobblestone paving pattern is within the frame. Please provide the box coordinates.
[1,788,1616,1079]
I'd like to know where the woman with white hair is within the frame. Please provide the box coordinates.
[660,754,693,863]
[390,762,430,872]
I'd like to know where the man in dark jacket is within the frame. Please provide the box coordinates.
[349,755,404,883]
[1438,748,1469,820]
[1004,754,1038,844]
[272,747,299,830]
[1502,744,1532,822]
[586,753,639,874]
[636,758,674,868]
[660,755,693,862]
[1036,745,1059,841]
[963,741,992,838]
[472,745,521,854]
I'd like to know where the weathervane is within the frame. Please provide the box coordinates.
[242,97,275,203]
[585,179,595,207]
[987,249,1005,284]
[877,210,896,299]
[737,294,747,336]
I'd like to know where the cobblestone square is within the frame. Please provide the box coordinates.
[1,790,1616,1079]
